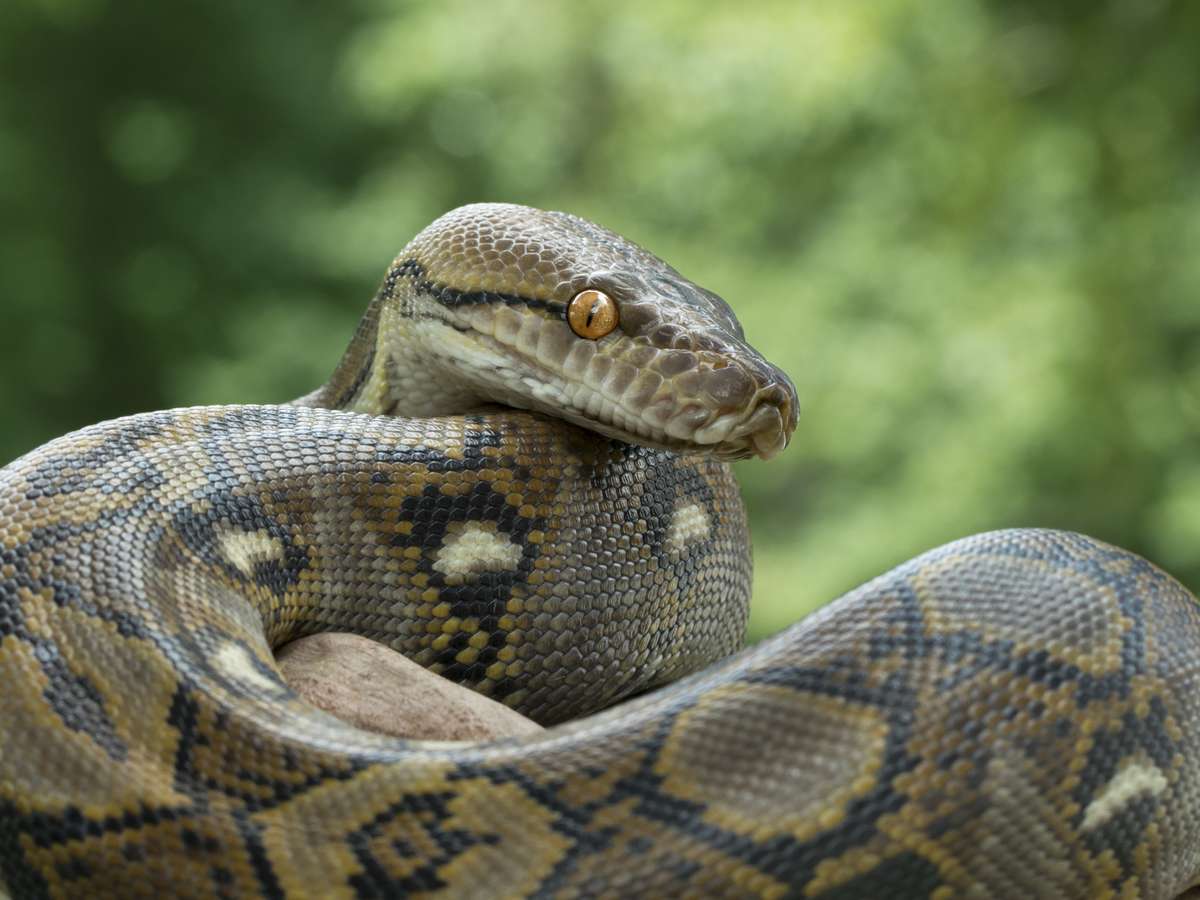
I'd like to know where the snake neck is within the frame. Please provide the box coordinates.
[296,290,485,418]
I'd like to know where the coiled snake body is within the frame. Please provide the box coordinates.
[1,204,1198,898]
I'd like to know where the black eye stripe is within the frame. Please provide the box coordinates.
[421,279,562,315]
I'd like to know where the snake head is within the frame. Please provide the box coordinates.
[383,203,798,461]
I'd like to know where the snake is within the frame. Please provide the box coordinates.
[1,203,1198,899]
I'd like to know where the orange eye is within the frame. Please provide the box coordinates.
[567,289,619,340]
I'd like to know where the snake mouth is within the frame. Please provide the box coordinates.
[552,375,794,461]
[440,307,797,461]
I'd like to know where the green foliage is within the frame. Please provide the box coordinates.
[2,0,1197,639]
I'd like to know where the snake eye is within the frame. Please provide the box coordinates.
[567,289,619,340]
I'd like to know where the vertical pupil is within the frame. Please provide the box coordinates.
[587,300,601,328]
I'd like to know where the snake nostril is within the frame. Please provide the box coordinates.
[759,381,798,434]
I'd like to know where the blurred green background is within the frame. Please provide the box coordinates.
[2,0,1198,641]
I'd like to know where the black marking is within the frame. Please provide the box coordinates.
[449,759,620,899]
[166,683,208,803]
[198,630,290,697]
[0,503,160,645]
[1074,696,1177,879]
[1085,792,1161,891]
[0,811,51,900]
[461,415,505,460]
[19,415,170,502]
[46,572,151,640]
[167,678,368,811]
[807,851,944,899]
[452,707,872,896]
[54,857,91,882]
[34,637,128,761]
[232,809,287,900]
[582,443,724,617]
[0,796,216,900]
[332,346,376,409]
[383,257,424,298]
[864,533,1159,713]
[388,478,545,682]
[735,591,927,884]
[370,432,547,688]
[0,558,29,644]
[418,277,561,316]
[744,661,917,711]
[122,844,145,862]
[345,793,500,897]
[171,492,308,597]
[211,865,235,887]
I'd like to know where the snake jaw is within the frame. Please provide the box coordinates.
[427,308,796,460]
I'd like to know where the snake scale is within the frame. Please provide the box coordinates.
[1,204,1199,899]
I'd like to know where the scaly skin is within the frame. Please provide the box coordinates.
[1,204,1198,898]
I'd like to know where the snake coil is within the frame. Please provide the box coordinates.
[1,204,1198,898]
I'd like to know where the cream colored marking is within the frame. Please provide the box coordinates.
[215,642,283,693]
[433,523,522,577]
[217,527,284,576]
[667,501,710,552]
[1080,759,1168,831]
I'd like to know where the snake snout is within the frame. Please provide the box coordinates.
[690,365,798,461]
[735,380,798,460]
[565,313,799,459]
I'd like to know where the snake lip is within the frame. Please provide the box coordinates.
[656,372,796,460]
[440,305,796,459]
[424,321,679,452]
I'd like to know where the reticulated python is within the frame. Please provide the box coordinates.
[1,203,1198,899]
